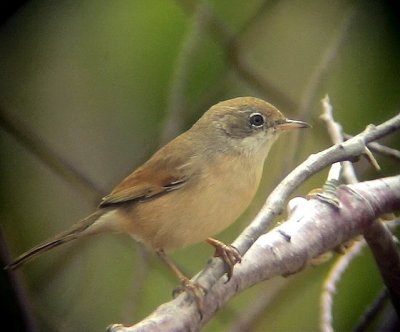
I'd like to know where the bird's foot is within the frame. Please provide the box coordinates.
[173,277,207,317]
[206,238,242,282]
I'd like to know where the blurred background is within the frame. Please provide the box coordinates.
[0,0,399,331]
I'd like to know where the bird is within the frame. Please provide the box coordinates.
[5,96,309,300]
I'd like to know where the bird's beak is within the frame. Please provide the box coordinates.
[276,119,311,131]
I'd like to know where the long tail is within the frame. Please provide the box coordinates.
[5,210,107,270]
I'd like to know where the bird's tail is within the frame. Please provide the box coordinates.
[5,210,108,270]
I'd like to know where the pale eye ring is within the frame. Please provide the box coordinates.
[249,113,265,127]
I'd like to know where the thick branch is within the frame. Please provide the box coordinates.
[109,175,400,331]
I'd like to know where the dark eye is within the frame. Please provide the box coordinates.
[249,113,265,127]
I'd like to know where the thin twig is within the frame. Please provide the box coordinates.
[320,240,366,332]
[319,95,358,332]
[320,95,358,184]
[344,133,400,162]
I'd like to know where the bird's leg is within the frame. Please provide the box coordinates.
[156,249,206,310]
[206,238,241,282]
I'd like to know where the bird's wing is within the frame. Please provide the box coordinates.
[99,138,197,207]
[99,175,187,207]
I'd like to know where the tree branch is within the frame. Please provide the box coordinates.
[344,133,400,162]
[109,175,400,332]
[319,96,400,328]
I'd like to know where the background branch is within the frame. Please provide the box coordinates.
[161,1,211,145]
[363,221,400,316]
[176,0,297,111]
[320,240,366,332]
[0,106,104,203]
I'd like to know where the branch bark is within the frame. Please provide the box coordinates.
[109,175,400,332]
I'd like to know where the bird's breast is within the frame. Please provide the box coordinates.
[117,153,265,251]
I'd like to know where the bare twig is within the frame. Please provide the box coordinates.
[319,95,358,332]
[320,95,344,143]
[320,95,358,184]
[320,240,366,332]
[344,133,400,162]
[323,94,384,184]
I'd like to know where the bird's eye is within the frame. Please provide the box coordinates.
[249,113,265,127]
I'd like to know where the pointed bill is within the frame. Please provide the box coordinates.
[277,119,310,131]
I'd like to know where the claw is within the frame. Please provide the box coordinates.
[173,277,206,298]
[206,238,242,282]
[173,277,206,318]
[156,249,206,317]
